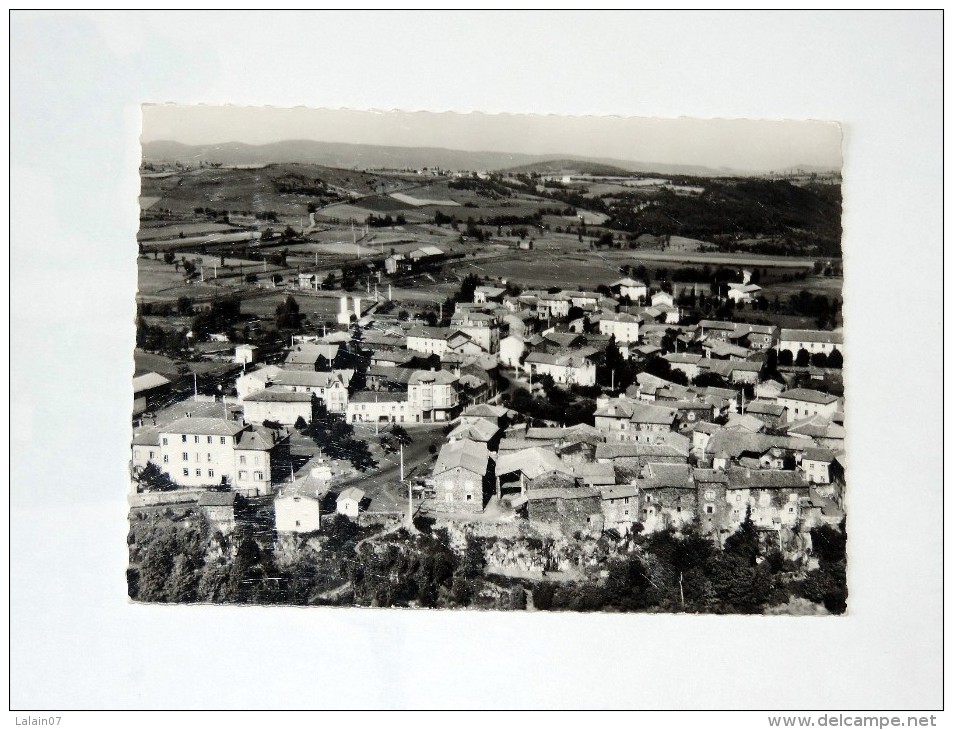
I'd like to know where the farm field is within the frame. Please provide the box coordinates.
[389,191,459,207]
[137,222,239,241]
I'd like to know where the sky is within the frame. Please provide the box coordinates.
[142,105,843,172]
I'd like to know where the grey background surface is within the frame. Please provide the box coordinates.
[9,10,943,711]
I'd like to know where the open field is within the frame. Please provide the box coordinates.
[390,191,460,207]
[137,222,239,241]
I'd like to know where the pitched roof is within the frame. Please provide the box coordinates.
[594,442,688,460]
[409,369,458,386]
[244,388,314,403]
[600,484,639,500]
[780,329,844,345]
[571,462,616,486]
[802,447,837,463]
[337,487,365,502]
[462,404,510,419]
[692,468,729,485]
[284,343,339,365]
[778,388,838,405]
[496,447,571,480]
[198,491,236,507]
[725,413,767,433]
[132,426,161,446]
[745,401,786,417]
[407,326,453,341]
[448,419,499,443]
[640,463,694,488]
[132,372,171,394]
[433,439,490,477]
[726,467,809,490]
[349,390,408,403]
[525,487,599,501]
[236,424,287,451]
[163,417,247,437]
[705,430,812,459]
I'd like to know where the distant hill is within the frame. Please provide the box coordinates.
[142,139,756,177]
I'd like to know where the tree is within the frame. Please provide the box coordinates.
[390,425,412,448]
[827,348,843,369]
[795,348,811,367]
[811,351,829,368]
[778,348,794,367]
[276,295,301,330]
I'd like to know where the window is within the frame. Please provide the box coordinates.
[645,494,652,502]
[182,453,188,461]
[254,471,264,481]
[624,510,629,517]
[296,520,301,527]
[624,497,629,505]
[207,453,212,462]
[134,449,140,460]
[163,455,169,464]
[208,470,214,478]
[162,437,168,446]
[705,490,715,500]
[149,451,155,459]
[183,468,189,477]
[194,436,200,444]
[181,435,187,443]
[788,507,795,513]
[254,456,260,466]
[195,469,202,477]
[239,455,246,464]
[220,437,226,445]
[238,470,248,480]
[207,436,212,444]
[705,504,714,514]
[466,494,472,502]
[735,494,742,502]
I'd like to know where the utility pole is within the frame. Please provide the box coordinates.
[193,372,198,398]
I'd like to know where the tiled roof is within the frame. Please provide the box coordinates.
[726,467,808,490]
[337,487,365,502]
[802,447,837,463]
[433,439,490,477]
[595,442,688,460]
[198,491,236,507]
[525,487,599,501]
[497,447,571,480]
[349,390,408,403]
[164,417,247,438]
[778,388,838,405]
[409,369,458,386]
[133,372,171,394]
[779,329,843,345]
[244,388,314,403]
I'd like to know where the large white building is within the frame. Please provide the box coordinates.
[131,416,290,497]
[523,348,598,387]
[778,329,844,357]
[236,366,349,413]
[598,312,641,344]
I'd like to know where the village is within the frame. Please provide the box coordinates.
[128,159,847,613]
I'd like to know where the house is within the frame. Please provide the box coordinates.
[594,397,678,443]
[406,326,454,356]
[778,329,844,357]
[473,285,507,304]
[535,292,571,319]
[336,487,366,519]
[694,468,731,539]
[637,462,697,533]
[408,369,459,422]
[801,447,837,485]
[459,403,513,429]
[665,353,704,380]
[197,491,237,535]
[297,272,318,290]
[564,290,602,309]
[651,291,674,308]
[776,388,839,422]
[274,484,322,533]
[524,348,597,387]
[234,344,259,366]
[430,439,492,513]
[754,379,785,401]
[369,349,417,368]
[284,342,340,371]
[347,391,416,423]
[727,282,763,303]
[236,367,349,413]
[698,320,738,343]
[600,484,640,532]
[450,310,499,353]
[744,400,788,428]
[723,466,810,532]
[242,388,315,425]
[598,312,641,344]
[446,330,484,356]
[610,277,648,302]
[690,422,721,456]
[571,462,616,488]
[702,340,751,361]
[734,324,779,350]
[496,447,573,496]
[524,487,602,534]
[133,417,290,497]
[447,418,500,446]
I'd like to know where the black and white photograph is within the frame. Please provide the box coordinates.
[10,10,942,717]
[130,108,848,614]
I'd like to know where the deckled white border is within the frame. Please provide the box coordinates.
[10,10,942,711]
